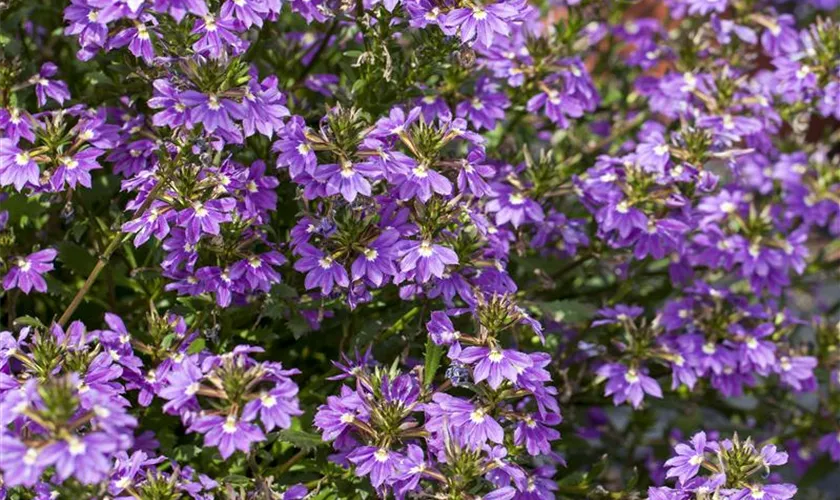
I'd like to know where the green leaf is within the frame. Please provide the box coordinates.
[537,299,596,324]
[423,338,444,388]
[58,242,97,276]
[270,283,299,299]
[276,429,326,452]
[0,193,48,228]
[187,338,205,354]
[287,315,312,340]
[222,474,252,487]
[13,315,45,329]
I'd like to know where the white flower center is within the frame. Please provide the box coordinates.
[23,448,39,465]
[340,161,355,178]
[508,193,525,206]
[68,437,87,456]
[470,408,487,424]
[14,152,30,166]
[261,393,277,408]
[204,15,218,32]
[418,241,434,257]
[223,416,238,433]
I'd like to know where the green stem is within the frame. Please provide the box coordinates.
[56,180,166,327]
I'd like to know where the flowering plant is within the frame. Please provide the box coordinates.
[1,0,840,498]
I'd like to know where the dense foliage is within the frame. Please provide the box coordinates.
[1,0,840,498]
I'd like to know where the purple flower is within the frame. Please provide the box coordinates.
[314,160,380,202]
[110,21,157,63]
[0,107,35,143]
[51,148,103,190]
[3,249,57,294]
[347,446,402,488]
[760,15,800,56]
[351,229,400,286]
[181,91,244,139]
[30,63,71,107]
[455,346,533,389]
[0,435,45,486]
[159,356,204,413]
[38,433,119,484]
[598,199,648,239]
[731,484,797,500]
[239,75,289,138]
[393,444,431,497]
[153,0,209,22]
[122,201,173,246]
[818,432,840,461]
[731,323,776,372]
[371,106,421,138]
[456,78,510,130]
[192,14,247,59]
[242,381,303,432]
[196,265,243,307]
[399,240,458,283]
[598,363,663,408]
[0,143,40,191]
[64,1,109,59]
[457,148,496,197]
[220,0,269,28]
[664,432,708,485]
[427,393,504,449]
[486,186,544,228]
[819,81,840,120]
[514,412,562,456]
[442,1,521,48]
[149,79,189,128]
[776,355,817,392]
[426,310,460,345]
[177,198,235,244]
[591,304,644,327]
[232,251,286,293]
[189,415,266,459]
[294,244,350,294]
[686,0,728,15]
[396,162,452,202]
[314,385,367,441]
[274,116,317,177]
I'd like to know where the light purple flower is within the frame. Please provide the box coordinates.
[399,240,458,283]
[189,414,266,459]
[347,446,402,488]
[3,249,57,294]
[0,143,40,191]
[664,431,708,484]
[598,363,663,408]
[455,346,532,389]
